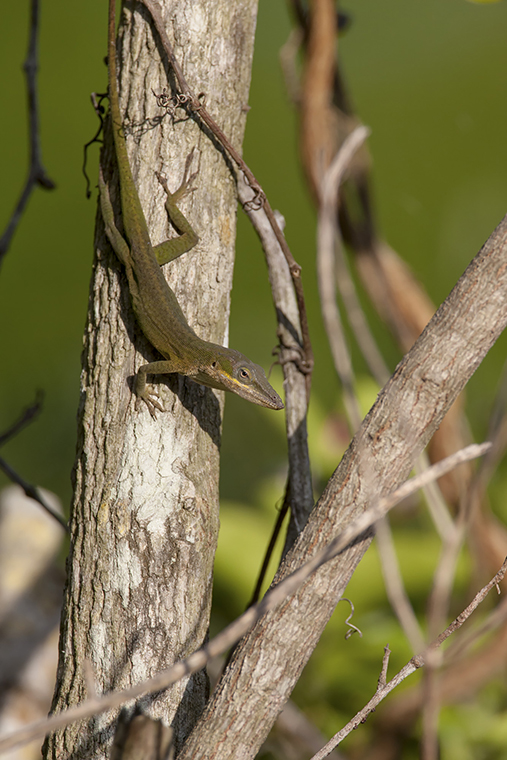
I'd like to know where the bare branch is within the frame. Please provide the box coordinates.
[237,177,313,546]
[317,126,371,431]
[427,522,465,640]
[318,126,390,389]
[375,517,425,652]
[414,450,455,540]
[0,395,68,530]
[0,393,43,448]
[377,645,391,690]
[0,0,55,266]
[0,457,67,531]
[444,593,507,664]
[420,664,440,760]
[272,700,345,759]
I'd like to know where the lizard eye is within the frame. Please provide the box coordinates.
[211,361,218,369]
[238,367,251,383]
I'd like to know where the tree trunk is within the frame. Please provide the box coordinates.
[44,1,258,757]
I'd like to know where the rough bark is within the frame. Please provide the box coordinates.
[178,217,507,759]
[43,0,258,758]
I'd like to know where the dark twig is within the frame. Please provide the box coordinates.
[83,91,108,198]
[0,457,68,532]
[0,443,490,756]
[223,491,290,672]
[138,0,314,394]
[248,491,289,608]
[0,0,55,267]
[110,713,174,760]
[0,394,68,531]
[0,392,43,448]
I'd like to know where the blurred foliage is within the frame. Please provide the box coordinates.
[1,0,507,756]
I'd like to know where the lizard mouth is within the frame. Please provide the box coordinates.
[192,370,284,410]
[261,390,284,410]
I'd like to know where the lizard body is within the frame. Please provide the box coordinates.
[99,0,284,416]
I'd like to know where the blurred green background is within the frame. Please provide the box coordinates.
[1,0,507,756]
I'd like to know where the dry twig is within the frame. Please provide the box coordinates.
[317,126,371,430]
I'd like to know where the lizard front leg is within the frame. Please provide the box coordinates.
[135,359,185,418]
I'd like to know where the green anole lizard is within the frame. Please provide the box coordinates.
[99,0,284,417]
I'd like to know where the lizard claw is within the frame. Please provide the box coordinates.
[156,148,199,203]
[136,386,165,419]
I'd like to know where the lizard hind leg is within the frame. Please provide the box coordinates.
[153,149,200,266]
[161,146,199,204]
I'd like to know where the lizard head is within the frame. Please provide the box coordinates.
[192,347,284,410]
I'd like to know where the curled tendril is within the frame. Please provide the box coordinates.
[340,597,363,640]
[243,188,265,212]
[152,88,191,116]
